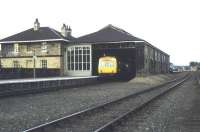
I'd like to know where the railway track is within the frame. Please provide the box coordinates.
[23,73,190,132]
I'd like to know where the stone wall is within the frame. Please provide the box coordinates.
[1,56,61,68]
[0,42,62,69]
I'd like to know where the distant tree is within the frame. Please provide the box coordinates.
[190,61,199,66]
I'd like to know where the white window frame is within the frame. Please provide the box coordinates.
[65,44,92,76]
[67,46,91,71]
[14,43,19,53]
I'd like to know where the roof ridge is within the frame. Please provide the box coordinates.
[0,28,32,42]
[108,25,134,37]
[0,26,71,43]
[49,27,64,39]
[78,24,133,39]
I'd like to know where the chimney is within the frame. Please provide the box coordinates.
[34,18,40,31]
[67,26,72,37]
[61,24,72,37]
[61,24,67,37]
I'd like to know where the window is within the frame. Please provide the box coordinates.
[26,60,32,68]
[13,60,20,68]
[145,46,148,56]
[163,56,165,62]
[40,60,47,68]
[157,52,160,62]
[67,46,91,71]
[155,51,157,61]
[27,45,32,53]
[150,48,154,60]
[41,42,47,53]
[14,43,19,53]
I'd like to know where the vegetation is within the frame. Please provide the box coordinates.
[189,61,200,66]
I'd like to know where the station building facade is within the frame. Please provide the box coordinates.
[0,19,75,77]
[0,19,169,78]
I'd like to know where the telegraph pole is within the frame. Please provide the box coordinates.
[33,50,36,78]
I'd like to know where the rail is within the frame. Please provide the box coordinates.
[23,73,190,132]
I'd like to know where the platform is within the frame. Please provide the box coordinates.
[0,76,98,97]
[0,76,97,84]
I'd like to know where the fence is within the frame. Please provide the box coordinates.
[0,68,60,79]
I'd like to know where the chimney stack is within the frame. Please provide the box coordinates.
[61,24,72,37]
[34,18,40,31]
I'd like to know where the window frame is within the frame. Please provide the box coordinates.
[41,42,48,53]
[14,43,19,53]
[40,60,47,68]
[13,60,20,68]
[67,46,91,71]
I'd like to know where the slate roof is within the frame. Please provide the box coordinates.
[75,24,144,43]
[0,27,76,43]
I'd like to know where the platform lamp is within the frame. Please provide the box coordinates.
[33,50,37,78]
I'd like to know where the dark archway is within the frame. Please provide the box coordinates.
[92,46,136,80]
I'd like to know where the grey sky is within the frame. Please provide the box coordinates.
[0,0,199,65]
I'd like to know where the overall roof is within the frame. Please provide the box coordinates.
[75,24,144,43]
[0,27,76,44]
[75,24,169,56]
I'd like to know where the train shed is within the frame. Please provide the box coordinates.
[64,24,170,78]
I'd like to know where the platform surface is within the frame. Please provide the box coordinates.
[0,76,98,84]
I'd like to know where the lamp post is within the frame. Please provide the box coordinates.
[33,50,37,78]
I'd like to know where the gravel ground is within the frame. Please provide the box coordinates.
[0,73,184,132]
[53,74,185,132]
[113,72,200,132]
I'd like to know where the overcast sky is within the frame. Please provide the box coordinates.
[0,0,199,65]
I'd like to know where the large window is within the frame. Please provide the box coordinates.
[67,46,91,71]
[40,60,47,68]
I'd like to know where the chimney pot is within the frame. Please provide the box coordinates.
[34,18,40,31]
[61,24,72,38]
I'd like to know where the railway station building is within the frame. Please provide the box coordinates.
[72,24,170,77]
[0,19,169,79]
[0,19,76,78]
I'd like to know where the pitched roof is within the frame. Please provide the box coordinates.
[0,27,76,44]
[75,24,144,43]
